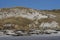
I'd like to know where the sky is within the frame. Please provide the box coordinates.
[0,0,60,10]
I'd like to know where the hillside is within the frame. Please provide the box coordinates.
[0,7,60,31]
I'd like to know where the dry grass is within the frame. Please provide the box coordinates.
[0,7,60,30]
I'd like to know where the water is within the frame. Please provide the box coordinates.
[0,35,60,40]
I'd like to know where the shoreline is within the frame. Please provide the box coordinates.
[0,33,60,37]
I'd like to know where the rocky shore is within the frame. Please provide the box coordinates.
[0,29,60,37]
